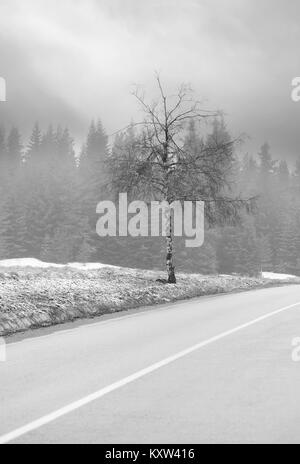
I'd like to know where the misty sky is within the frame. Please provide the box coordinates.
[0,0,300,162]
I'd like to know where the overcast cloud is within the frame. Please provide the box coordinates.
[0,0,300,161]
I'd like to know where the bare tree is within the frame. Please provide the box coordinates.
[107,75,254,284]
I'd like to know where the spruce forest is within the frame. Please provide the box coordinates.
[0,120,299,277]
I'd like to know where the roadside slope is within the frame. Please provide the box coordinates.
[0,260,299,337]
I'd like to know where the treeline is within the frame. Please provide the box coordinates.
[228,143,300,276]
[0,121,108,263]
[0,121,299,276]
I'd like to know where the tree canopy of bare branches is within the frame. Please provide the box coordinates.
[107,75,255,283]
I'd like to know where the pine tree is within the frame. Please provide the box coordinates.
[80,119,108,194]
[26,122,42,162]
[40,125,56,162]
[0,127,25,258]
[217,221,260,276]
[56,127,76,163]
[21,123,78,259]
[77,119,110,262]
[259,142,275,177]
[240,154,258,195]
[272,207,298,273]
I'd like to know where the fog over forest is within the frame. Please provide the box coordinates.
[0,118,299,276]
[1,0,300,277]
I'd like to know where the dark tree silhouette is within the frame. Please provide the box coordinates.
[107,76,253,283]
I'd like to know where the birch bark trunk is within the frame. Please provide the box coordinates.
[165,205,176,284]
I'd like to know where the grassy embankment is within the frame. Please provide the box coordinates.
[0,264,299,337]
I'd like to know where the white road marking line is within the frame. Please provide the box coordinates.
[1,300,299,444]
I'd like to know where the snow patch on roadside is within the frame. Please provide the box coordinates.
[0,258,118,271]
[0,258,63,268]
[262,272,297,280]
[68,262,119,271]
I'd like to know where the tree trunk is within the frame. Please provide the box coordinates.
[165,205,176,284]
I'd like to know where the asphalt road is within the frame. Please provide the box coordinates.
[1,285,300,444]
